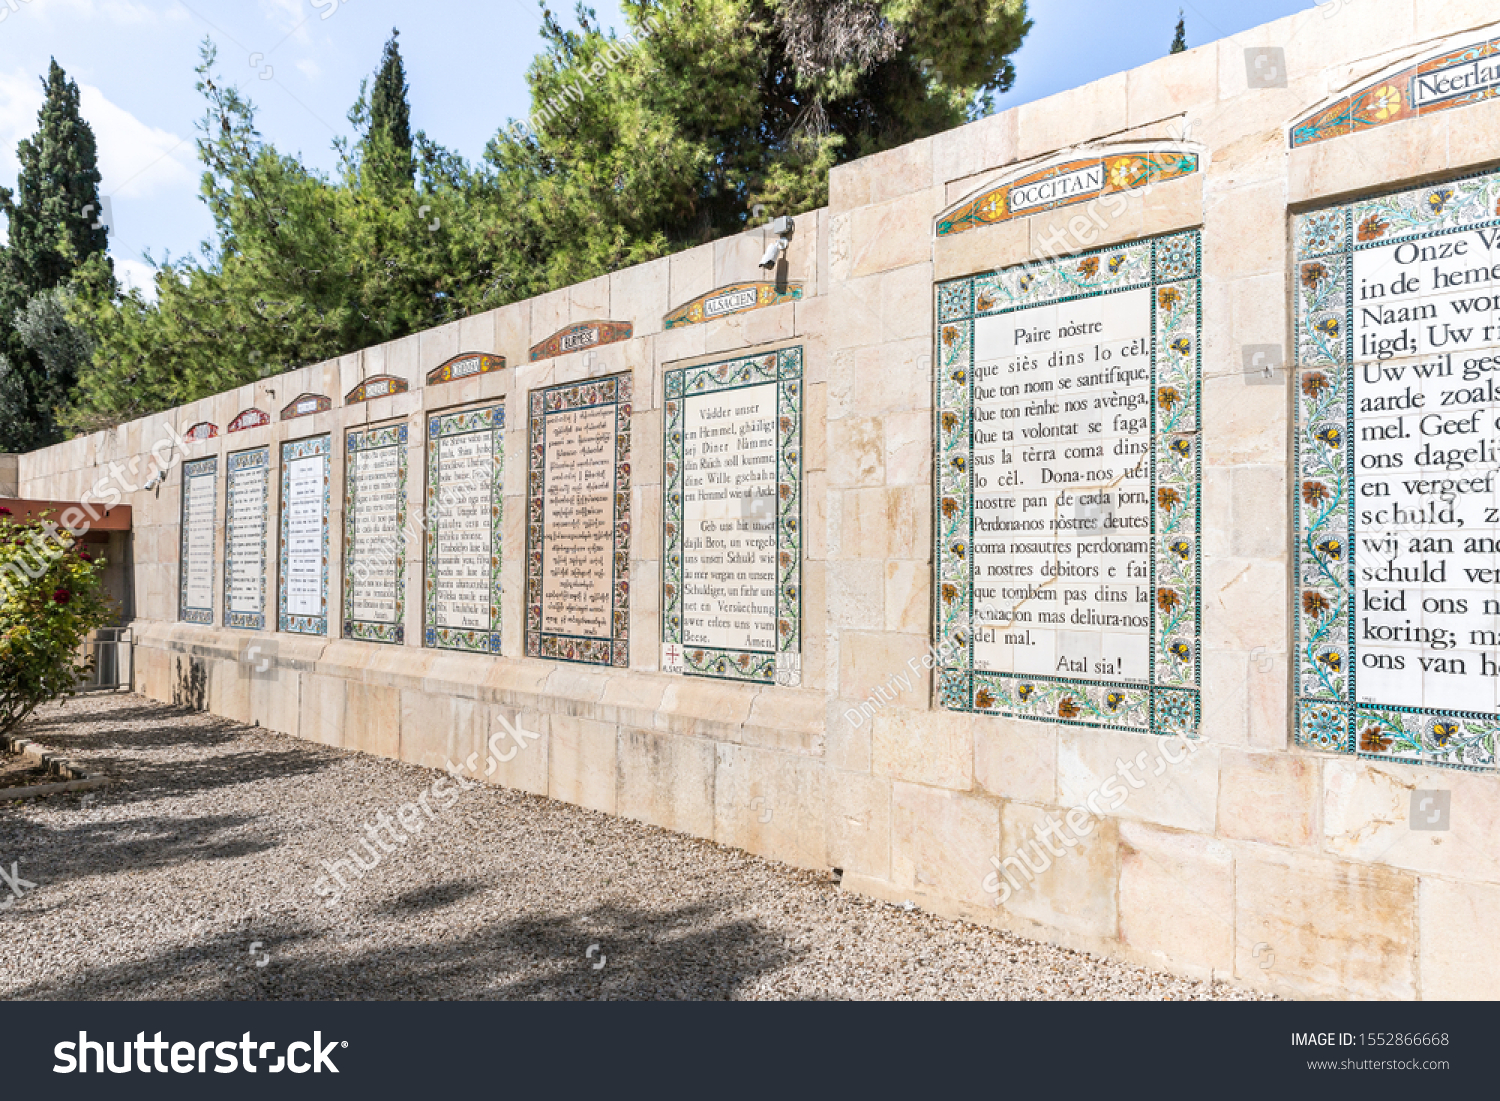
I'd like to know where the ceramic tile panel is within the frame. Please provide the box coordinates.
[279,434,331,635]
[178,456,216,624]
[526,373,632,666]
[1293,165,1500,769]
[343,423,408,644]
[224,446,269,630]
[934,230,1202,736]
[661,346,803,685]
[425,404,505,653]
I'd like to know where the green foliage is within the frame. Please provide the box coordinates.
[1170,10,1186,53]
[0,508,113,737]
[0,59,110,450]
[60,0,1029,431]
[367,28,415,190]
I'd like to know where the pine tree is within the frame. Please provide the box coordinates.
[1169,10,1187,53]
[0,59,110,451]
[366,29,414,189]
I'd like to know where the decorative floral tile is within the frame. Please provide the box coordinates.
[424,405,505,654]
[525,373,632,667]
[934,231,1202,737]
[343,423,408,645]
[661,347,802,685]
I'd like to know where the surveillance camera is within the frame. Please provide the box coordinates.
[759,215,796,270]
[143,469,165,491]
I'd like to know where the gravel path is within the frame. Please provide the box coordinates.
[0,693,1269,1001]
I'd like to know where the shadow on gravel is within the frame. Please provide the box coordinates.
[6,896,801,1001]
[20,701,261,751]
[0,813,279,887]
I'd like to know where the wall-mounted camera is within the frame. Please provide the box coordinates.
[759,215,795,270]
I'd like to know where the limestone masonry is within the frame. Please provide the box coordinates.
[16,0,1500,998]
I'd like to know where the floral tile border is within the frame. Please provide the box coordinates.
[342,424,408,644]
[1292,165,1500,771]
[936,150,1198,238]
[661,347,803,685]
[178,456,217,625]
[1290,35,1500,149]
[934,230,1202,735]
[525,373,632,667]
[424,404,505,653]
[224,446,269,630]
[278,434,331,635]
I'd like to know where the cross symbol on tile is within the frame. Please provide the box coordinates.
[666,645,681,664]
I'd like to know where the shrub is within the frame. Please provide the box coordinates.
[0,507,114,737]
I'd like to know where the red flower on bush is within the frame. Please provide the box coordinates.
[0,506,11,516]
[53,588,72,604]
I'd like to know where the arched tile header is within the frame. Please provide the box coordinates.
[530,320,633,361]
[1291,34,1500,148]
[936,147,1198,237]
[663,282,803,330]
[345,374,410,404]
[184,421,218,440]
[228,408,269,433]
[426,352,505,385]
[280,393,331,420]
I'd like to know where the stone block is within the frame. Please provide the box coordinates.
[891,781,999,909]
[345,682,400,760]
[932,110,1017,195]
[1217,749,1318,848]
[840,486,925,560]
[569,274,611,320]
[849,189,939,278]
[1234,845,1416,999]
[999,800,1118,940]
[714,742,827,869]
[616,726,716,839]
[1323,759,1500,885]
[1016,71,1128,160]
[547,713,617,814]
[1118,821,1234,973]
[883,559,927,634]
[1418,876,1500,999]
[838,630,932,707]
[611,256,670,338]
[1057,726,1219,832]
[973,717,1056,804]
[826,770,891,880]
[301,673,346,748]
[872,707,972,789]
[1125,42,1219,129]
[933,215,1030,283]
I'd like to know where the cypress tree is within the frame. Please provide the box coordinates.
[367,29,414,188]
[1169,10,1187,54]
[0,59,109,451]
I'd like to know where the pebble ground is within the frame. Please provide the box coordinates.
[0,693,1270,1001]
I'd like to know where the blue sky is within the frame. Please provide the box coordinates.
[1,0,1316,299]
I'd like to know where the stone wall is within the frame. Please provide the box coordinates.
[18,0,1500,998]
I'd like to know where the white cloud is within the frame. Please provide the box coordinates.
[79,84,195,200]
[114,257,159,302]
[295,57,320,80]
[0,68,44,193]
